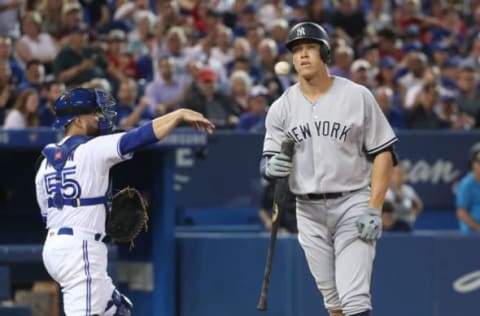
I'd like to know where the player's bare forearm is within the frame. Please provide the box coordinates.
[456,208,480,232]
[152,109,214,140]
[369,151,394,208]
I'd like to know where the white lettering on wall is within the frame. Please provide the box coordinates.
[453,270,480,293]
[402,160,461,184]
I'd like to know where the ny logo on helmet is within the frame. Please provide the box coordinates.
[296,27,306,37]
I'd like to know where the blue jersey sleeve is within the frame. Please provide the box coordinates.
[119,122,157,155]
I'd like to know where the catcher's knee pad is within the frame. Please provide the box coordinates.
[104,289,132,316]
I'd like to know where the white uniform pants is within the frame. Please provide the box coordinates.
[42,228,115,316]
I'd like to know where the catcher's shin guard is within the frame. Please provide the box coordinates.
[104,289,132,316]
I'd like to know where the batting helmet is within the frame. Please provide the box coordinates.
[285,22,331,63]
[54,88,117,135]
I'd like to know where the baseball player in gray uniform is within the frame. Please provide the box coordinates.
[262,22,398,316]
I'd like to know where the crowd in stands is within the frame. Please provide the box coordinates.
[0,0,479,133]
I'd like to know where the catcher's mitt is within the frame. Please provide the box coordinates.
[107,187,149,248]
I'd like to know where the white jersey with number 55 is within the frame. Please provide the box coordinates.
[35,132,133,233]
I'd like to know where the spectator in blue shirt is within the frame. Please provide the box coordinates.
[236,85,269,133]
[375,86,407,130]
[456,144,480,233]
[114,79,153,129]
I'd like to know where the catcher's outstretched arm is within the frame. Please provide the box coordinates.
[119,109,215,155]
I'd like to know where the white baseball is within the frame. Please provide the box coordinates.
[274,61,290,76]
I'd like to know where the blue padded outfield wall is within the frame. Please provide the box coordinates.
[176,232,480,316]
[1,129,480,316]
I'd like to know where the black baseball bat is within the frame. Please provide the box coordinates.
[257,139,295,311]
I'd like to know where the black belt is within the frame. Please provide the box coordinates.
[298,189,360,200]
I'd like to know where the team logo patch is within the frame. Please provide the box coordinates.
[296,27,306,37]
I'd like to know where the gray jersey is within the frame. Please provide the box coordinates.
[263,76,397,194]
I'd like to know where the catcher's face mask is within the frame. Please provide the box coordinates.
[94,89,117,135]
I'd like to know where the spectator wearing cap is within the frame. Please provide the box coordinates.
[456,144,480,233]
[145,55,189,116]
[329,44,354,79]
[105,29,139,80]
[229,70,252,112]
[57,1,84,43]
[457,65,480,127]
[350,59,371,88]
[236,85,269,133]
[375,56,402,109]
[437,93,475,130]
[114,79,153,129]
[430,42,450,68]
[233,3,261,36]
[53,23,111,87]
[184,67,240,129]
[375,86,406,130]
[15,11,58,70]
[401,24,424,48]
[438,57,461,94]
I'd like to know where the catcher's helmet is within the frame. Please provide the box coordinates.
[54,88,117,135]
[286,22,331,63]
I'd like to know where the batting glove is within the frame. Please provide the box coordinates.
[356,207,382,241]
[265,153,292,178]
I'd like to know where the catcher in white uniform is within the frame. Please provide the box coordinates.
[35,88,214,316]
[262,22,397,316]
